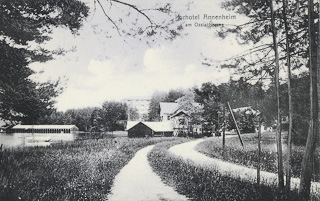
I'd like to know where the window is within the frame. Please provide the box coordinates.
[167,116,170,120]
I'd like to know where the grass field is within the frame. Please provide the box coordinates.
[0,137,175,201]
[196,132,320,182]
[148,139,302,201]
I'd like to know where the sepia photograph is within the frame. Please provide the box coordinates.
[0,0,319,200]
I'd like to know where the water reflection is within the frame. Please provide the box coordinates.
[0,132,78,148]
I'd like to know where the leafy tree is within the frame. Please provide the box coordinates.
[166,89,186,102]
[127,107,139,121]
[175,90,203,125]
[38,110,71,125]
[65,107,97,131]
[147,91,166,121]
[90,109,105,132]
[100,101,127,132]
[194,83,221,126]
[0,0,89,124]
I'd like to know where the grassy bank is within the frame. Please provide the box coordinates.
[195,133,320,182]
[0,137,174,200]
[148,140,302,201]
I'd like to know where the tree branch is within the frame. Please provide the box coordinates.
[95,0,121,35]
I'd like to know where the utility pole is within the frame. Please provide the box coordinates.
[227,102,244,148]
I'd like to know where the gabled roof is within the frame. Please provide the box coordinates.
[171,109,190,118]
[143,121,173,132]
[12,125,78,129]
[159,102,179,114]
[126,121,140,130]
[126,121,173,132]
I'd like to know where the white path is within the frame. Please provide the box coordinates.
[169,138,320,195]
[107,145,189,201]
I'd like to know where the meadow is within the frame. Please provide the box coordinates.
[0,137,175,201]
[195,132,320,181]
[148,139,302,201]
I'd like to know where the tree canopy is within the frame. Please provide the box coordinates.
[0,0,89,124]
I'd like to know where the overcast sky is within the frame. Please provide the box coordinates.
[29,0,250,111]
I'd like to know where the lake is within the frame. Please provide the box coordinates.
[0,132,78,148]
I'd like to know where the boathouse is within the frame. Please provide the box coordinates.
[12,125,79,134]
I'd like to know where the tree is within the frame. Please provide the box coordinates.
[175,90,203,125]
[90,109,105,132]
[0,0,182,125]
[166,89,186,102]
[95,0,183,40]
[282,0,294,193]
[299,0,319,199]
[194,83,221,126]
[147,91,168,121]
[270,0,284,190]
[0,0,89,124]
[217,0,312,84]
[65,107,97,131]
[127,107,139,121]
[217,0,320,193]
[38,110,71,125]
[101,101,127,132]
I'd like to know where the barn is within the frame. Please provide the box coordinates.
[126,121,173,138]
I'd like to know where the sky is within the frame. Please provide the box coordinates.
[29,0,250,111]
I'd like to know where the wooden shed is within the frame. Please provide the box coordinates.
[127,122,153,138]
[126,121,173,138]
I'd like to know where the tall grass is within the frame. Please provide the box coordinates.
[0,137,174,200]
[196,133,319,181]
[148,140,301,201]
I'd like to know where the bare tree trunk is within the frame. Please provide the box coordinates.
[299,0,319,199]
[257,115,262,186]
[270,0,284,190]
[282,0,293,194]
[318,0,320,154]
[223,106,226,148]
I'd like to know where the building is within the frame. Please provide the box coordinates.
[126,121,173,138]
[122,96,151,120]
[170,109,191,136]
[12,125,79,134]
[159,102,180,121]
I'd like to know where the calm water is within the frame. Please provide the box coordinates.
[0,132,78,148]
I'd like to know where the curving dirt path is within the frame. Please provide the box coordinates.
[168,138,320,195]
[107,145,189,201]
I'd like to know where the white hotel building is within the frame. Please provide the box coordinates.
[122,96,151,120]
